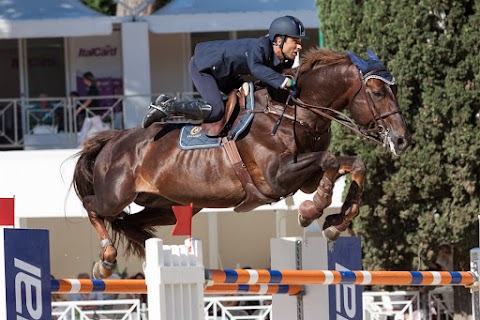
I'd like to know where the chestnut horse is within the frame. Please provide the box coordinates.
[73,48,410,278]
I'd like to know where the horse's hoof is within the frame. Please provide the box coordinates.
[298,213,315,227]
[92,260,115,279]
[322,226,342,242]
[322,213,344,230]
[298,200,323,222]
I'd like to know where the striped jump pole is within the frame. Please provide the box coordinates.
[206,269,475,287]
[204,284,303,295]
[51,279,147,294]
[51,279,302,295]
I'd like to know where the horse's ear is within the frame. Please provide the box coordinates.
[367,48,380,61]
[347,50,368,70]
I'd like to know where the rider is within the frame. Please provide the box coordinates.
[142,15,308,128]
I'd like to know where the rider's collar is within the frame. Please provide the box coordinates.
[273,53,282,66]
[274,55,293,69]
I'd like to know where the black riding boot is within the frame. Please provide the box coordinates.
[142,94,172,128]
[142,95,212,128]
[166,100,212,119]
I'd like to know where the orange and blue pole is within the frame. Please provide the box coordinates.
[51,279,302,295]
[205,269,475,286]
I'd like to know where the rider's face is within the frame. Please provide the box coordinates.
[282,37,303,60]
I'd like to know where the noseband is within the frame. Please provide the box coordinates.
[291,68,402,146]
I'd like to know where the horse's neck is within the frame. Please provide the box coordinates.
[300,64,358,114]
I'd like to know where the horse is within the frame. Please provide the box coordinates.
[73,48,410,279]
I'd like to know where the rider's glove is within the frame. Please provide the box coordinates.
[288,81,301,98]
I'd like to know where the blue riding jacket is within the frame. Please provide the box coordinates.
[192,36,293,90]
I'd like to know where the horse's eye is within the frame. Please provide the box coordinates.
[371,91,385,99]
[391,85,398,96]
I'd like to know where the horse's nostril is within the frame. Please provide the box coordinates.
[396,136,410,151]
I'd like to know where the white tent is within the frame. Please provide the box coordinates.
[142,0,319,33]
[0,0,124,39]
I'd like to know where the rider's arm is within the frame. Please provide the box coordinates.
[246,46,288,89]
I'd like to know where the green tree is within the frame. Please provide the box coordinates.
[82,0,116,15]
[82,0,171,16]
[318,0,480,316]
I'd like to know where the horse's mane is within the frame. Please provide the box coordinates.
[299,48,350,73]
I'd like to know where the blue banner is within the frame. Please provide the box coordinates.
[328,237,362,320]
[4,229,51,320]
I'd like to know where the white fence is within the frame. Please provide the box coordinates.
[51,299,146,320]
[363,291,420,320]
[52,290,453,320]
[204,295,272,320]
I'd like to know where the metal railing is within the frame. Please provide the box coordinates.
[51,299,146,320]
[204,295,272,320]
[363,290,420,320]
[428,286,454,320]
[0,92,202,150]
[51,289,454,320]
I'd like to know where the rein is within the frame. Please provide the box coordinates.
[289,68,402,146]
[291,97,384,146]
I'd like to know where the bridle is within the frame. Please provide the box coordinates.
[290,68,403,147]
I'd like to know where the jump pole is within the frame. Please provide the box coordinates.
[205,269,475,286]
[51,278,303,295]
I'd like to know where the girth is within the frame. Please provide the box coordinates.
[221,137,279,212]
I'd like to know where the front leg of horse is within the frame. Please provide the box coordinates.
[298,172,338,227]
[323,156,366,242]
[277,152,339,228]
[83,195,118,279]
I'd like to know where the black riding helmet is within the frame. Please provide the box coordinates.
[268,15,309,42]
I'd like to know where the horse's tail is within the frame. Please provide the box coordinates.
[73,130,119,200]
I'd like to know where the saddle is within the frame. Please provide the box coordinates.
[201,82,250,137]
[176,82,278,211]
[178,82,254,150]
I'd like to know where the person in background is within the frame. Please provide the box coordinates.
[75,74,110,145]
[102,272,121,301]
[75,71,100,117]
[68,90,84,130]
[126,272,147,304]
[30,93,54,128]
[436,244,453,271]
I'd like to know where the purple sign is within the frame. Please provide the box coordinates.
[4,229,51,320]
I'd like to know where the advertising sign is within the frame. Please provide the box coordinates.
[1,228,51,320]
[328,237,363,320]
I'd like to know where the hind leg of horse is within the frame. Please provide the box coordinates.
[322,156,366,242]
[84,186,137,279]
[82,195,119,279]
